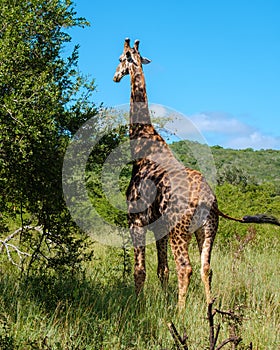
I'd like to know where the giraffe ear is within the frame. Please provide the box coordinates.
[141,57,151,65]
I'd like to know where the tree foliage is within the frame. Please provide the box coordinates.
[0,0,97,272]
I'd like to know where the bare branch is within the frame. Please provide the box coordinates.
[167,322,188,350]
[207,299,217,350]
[0,225,43,269]
[3,103,24,125]
[0,225,43,250]
[0,240,31,268]
[216,336,242,350]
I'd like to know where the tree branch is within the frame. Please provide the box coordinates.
[216,336,242,350]
[167,322,188,350]
[0,225,42,269]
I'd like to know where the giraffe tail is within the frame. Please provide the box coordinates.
[242,214,280,226]
[217,209,280,226]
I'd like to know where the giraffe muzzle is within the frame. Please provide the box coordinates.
[113,74,121,83]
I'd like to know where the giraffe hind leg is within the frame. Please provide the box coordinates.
[169,229,193,311]
[195,225,216,304]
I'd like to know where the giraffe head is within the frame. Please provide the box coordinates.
[113,38,151,83]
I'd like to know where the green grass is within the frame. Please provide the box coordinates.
[0,235,279,349]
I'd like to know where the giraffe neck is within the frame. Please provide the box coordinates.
[128,69,172,162]
[129,69,152,138]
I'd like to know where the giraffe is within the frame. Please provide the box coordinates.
[113,38,280,310]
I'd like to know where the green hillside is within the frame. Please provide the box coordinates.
[170,141,280,188]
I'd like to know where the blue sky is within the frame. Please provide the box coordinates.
[68,0,280,150]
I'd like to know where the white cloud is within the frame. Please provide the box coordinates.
[226,132,280,150]
[148,105,280,150]
[189,112,280,150]
[190,112,252,135]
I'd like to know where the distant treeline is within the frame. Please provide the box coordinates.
[170,141,280,189]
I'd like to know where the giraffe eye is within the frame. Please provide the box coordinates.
[127,56,134,63]
[126,52,135,64]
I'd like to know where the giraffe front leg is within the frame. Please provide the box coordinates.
[156,234,169,290]
[130,226,147,295]
[133,246,146,295]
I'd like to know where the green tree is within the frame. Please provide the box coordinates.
[0,0,97,272]
[216,164,257,187]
